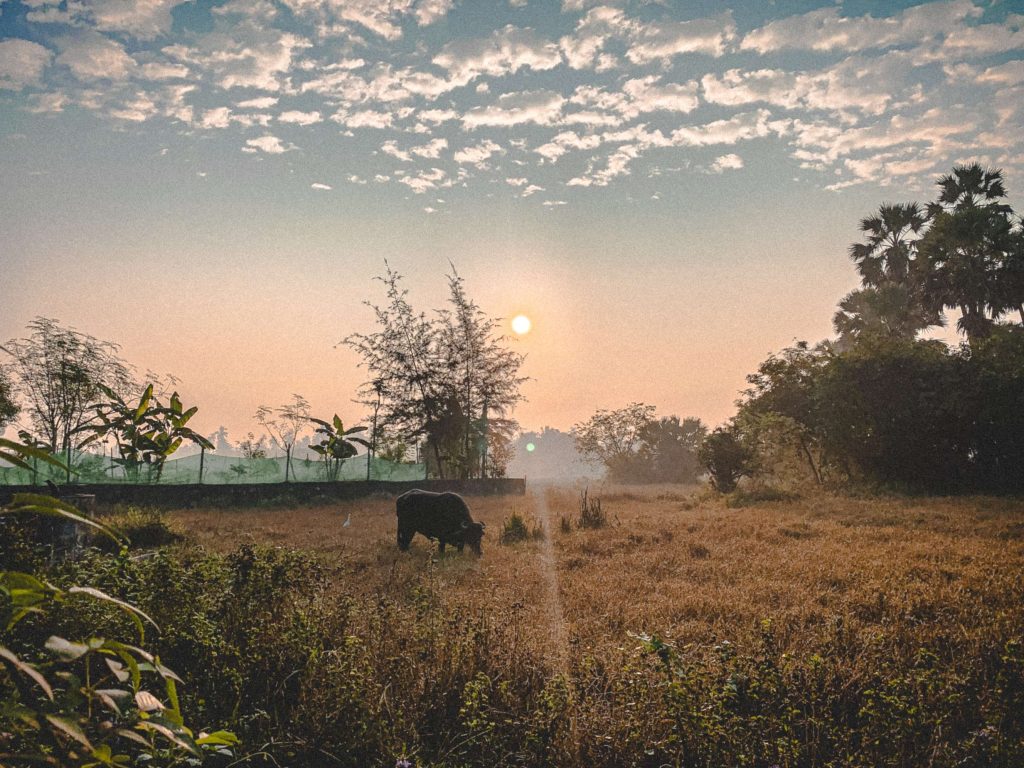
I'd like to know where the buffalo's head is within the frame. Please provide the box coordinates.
[461,520,485,556]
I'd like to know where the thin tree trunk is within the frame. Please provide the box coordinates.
[285,445,291,482]
[800,438,821,485]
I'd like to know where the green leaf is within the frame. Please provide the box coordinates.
[3,493,122,543]
[68,587,159,637]
[333,414,344,432]
[45,636,91,661]
[137,718,200,756]
[134,384,154,422]
[45,714,93,749]
[196,730,240,747]
[0,645,54,700]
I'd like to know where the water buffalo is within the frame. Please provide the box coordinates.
[396,489,485,555]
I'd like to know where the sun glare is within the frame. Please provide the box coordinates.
[512,314,532,335]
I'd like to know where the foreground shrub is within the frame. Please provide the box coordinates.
[500,511,544,544]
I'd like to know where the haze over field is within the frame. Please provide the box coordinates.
[2,0,1023,438]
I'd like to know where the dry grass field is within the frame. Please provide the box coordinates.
[169,485,1024,660]
[156,485,1024,766]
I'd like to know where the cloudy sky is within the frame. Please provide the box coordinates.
[1,0,1022,439]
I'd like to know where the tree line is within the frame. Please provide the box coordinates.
[703,163,1024,493]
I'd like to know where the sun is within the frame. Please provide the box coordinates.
[511,314,532,335]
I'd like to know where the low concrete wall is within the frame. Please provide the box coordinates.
[0,478,526,509]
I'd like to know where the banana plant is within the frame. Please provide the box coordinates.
[309,415,370,482]
[0,438,238,766]
[80,384,214,483]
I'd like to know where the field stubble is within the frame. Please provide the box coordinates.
[165,485,1024,766]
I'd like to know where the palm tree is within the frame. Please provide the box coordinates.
[833,285,944,345]
[850,202,928,286]
[919,163,1017,344]
[930,163,1009,214]
[840,202,936,342]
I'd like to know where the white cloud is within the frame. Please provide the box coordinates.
[238,96,278,109]
[109,92,157,121]
[410,137,448,159]
[199,107,232,129]
[671,109,786,146]
[568,144,639,187]
[560,6,627,70]
[91,0,182,39]
[621,76,699,114]
[741,1,982,53]
[381,140,410,161]
[398,167,448,193]
[164,30,308,91]
[418,108,459,123]
[506,177,528,186]
[534,130,601,162]
[709,153,744,173]
[462,90,565,128]
[0,39,52,90]
[244,135,294,154]
[454,139,504,166]
[137,61,189,79]
[332,109,394,129]
[279,110,322,125]
[434,25,563,88]
[543,199,567,206]
[414,0,453,26]
[626,12,736,63]
[978,60,1024,87]
[56,32,134,80]
[311,182,332,190]
[25,0,181,39]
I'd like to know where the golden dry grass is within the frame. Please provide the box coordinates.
[168,485,1024,667]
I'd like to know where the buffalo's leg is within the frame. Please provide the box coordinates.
[438,539,446,554]
[397,527,412,551]
[457,542,465,553]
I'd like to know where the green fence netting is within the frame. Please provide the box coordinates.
[0,450,427,485]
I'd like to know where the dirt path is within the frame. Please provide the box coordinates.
[531,487,569,670]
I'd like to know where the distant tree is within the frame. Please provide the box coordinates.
[635,416,707,483]
[309,414,369,481]
[255,394,311,482]
[739,342,831,485]
[919,163,1020,343]
[698,427,754,493]
[82,384,214,483]
[572,403,656,482]
[238,432,267,461]
[833,284,943,344]
[345,264,526,479]
[0,365,17,430]
[1,317,134,463]
[835,202,940,344]
[814,337,969,491]
[208,425,232,453]
[437,268,528,478]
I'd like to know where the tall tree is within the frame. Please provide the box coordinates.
[0,365,17,431]
[255,394,311,482]
[836,202,939,343]
[850,202,927,287]
[919,163,1019,343]
[437,268,527,478]
[572,403,657,481]
[0,318,134,462]
[345,264,526,479]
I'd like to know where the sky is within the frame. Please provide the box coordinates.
[1,0,1023,443]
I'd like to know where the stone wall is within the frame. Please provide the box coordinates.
[0,478,526,509]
